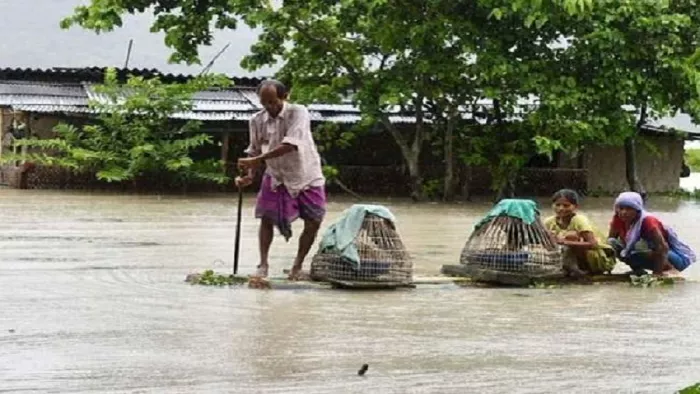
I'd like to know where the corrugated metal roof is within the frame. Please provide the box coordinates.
[241,89,409,114]
[11,104,94,113]
[15,77,697,136]
[83,83,258,112]
[0,67,264,87]
[170,111,252,121]
[193,89,256,111]
[10,104,251,122]
[84,85,253,104]
[308,103,359,112]
[239,89,262,110]
[0,81,87,97]
[192,90,249,101]
[0,81,88,106]
[0,95,88,106]
[191,100,256,111]
[646,113,700,136]
[318,114,418,124]
[82,82,132,105]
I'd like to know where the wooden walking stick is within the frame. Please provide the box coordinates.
[233,171,244,275]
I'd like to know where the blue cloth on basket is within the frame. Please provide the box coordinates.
[474,199,540,230]
[318,204,396,270]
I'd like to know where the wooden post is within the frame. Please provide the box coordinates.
[0,107,4,160]
[20,112,28,165]
[221,131,231,172]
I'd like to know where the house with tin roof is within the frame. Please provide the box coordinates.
[0,66,698,195]
[1,1,698,195]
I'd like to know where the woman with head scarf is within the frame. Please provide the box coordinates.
[608,192,695,276]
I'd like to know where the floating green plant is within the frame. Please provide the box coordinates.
[186,270,248,286]
[529,281,561,289]
[629,274,676,288]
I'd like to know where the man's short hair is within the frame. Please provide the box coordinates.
[256,79,288,99]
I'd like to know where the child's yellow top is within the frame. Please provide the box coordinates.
[545,213,616,274]
[544,213,610,249]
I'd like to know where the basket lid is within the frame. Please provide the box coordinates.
[475,199,540,230]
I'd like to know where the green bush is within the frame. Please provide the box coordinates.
[684,149,700,172]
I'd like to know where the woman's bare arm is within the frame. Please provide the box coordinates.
[648,227,670,275]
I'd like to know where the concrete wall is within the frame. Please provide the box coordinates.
[27,113,63,139]
[0,109,93,160]
[584,135,684,193]
[0,109,62,157]
[0,108,12,160]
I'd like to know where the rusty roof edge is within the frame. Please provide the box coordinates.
[0,66,267,87]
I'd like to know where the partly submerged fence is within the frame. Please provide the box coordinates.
[0,164,588,196]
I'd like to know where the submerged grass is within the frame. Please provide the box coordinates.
[527,273,678,289]
[629,274,676,288]
[187,270,248,286]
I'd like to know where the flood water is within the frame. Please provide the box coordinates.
[2,189,700,393]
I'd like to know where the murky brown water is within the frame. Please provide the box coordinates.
[2,189,700,393]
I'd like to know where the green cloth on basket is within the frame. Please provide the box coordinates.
[475,199,540,230]
[318,204,396,270]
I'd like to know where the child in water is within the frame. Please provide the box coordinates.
[544,189,616,277]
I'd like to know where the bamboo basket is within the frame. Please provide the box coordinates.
[460,214,564,283]
[310,214,413,284]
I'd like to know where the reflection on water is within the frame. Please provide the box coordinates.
[1,189,700,393]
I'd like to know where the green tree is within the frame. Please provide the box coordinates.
[513,0,700,194]
[685,148,700,172]
[62,0,487,200]
[679,382,700,394]
[62,0,700,199]
[585,0,700,194]
[3,68,231,186]
[462,0,700,196]
[443,0,593,198]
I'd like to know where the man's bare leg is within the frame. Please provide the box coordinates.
[288,219,321,280]
[255,218,274,277]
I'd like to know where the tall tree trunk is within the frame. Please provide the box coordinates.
[495,172,516,201]
[626,102,647,196]
[443,115,455,201]
[380,95,426,201]
[492,99,514,201]
[406,151,422,201]
[624,138,644,192]
[380,118,424,201]
[461,164,472,201]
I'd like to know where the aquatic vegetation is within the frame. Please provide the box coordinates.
[629,274,675,288]
[187,270,248,286]
[529,281,560,289]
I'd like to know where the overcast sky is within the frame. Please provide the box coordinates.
[0,0,275,76]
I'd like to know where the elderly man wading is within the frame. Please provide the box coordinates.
[236,80,326,280]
